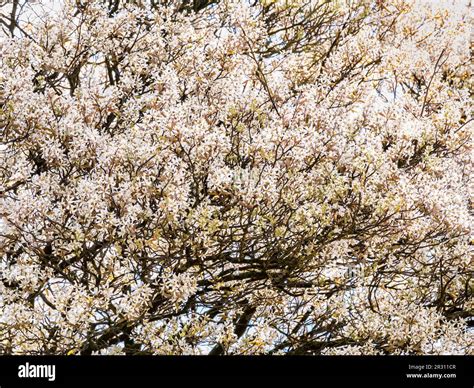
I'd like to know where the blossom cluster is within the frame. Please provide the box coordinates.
[0,0,472,355]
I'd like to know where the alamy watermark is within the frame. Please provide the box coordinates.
[18,362,56,382]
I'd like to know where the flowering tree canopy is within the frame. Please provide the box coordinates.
[0,0,472,355]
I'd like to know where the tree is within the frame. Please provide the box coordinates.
[0,0,472,355]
